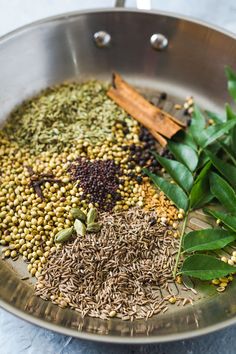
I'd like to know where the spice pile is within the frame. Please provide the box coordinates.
[68,158,121,211]
[3,81,122,153]
[35,208,191,320]
[0,79,186,319]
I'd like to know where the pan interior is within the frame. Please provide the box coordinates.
[0,9,236,342]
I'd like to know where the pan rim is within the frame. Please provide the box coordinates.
[0,7,236,344]
[0,7,236,44]
[1,297,235,343]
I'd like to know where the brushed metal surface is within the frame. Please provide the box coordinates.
[0,9,236,343]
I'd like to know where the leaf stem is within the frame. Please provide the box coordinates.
[173,212,189,278]
[198,147,203,156]
[228,154,236,166]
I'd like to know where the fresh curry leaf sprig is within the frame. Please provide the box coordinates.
[144,66,236,281]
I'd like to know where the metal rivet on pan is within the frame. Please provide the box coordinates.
[150,33,168,51]
[93,31,111,48]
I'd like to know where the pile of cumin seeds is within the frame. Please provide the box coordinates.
[35,208,188,320]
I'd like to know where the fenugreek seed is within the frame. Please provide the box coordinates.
[216,286,225,292]
[59,300,67,308]
[219,277,228,283]
[109,310,117,318]
[176,275,182,284]
[184,102,189,109]
[168,297,176,304]
[172,222,178,229]
[188,107,194,114]
[219,282,228,288]
[174,104,182,110]
[228,259,234,266]
[161,217,167,224]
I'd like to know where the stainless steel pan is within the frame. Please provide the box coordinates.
[1,1,236,343]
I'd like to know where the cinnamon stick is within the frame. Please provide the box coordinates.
[107,73,185,142]
[149,130,167,147]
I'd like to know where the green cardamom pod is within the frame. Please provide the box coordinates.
[74,219,86,236]
[54,226,74,243]
[70,208,86,222]
[87,222,102,233]
[87,208,98,224]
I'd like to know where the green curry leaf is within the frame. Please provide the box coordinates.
[152,153,194,194]
[190,162,213,210]
[199,120,236,148]
[183,229,236,253]
[181,254,235,280]
[205,110,226,123]
[168,140,198,172]
[226,103,236,120]
[206,150,236,188]
[173,130,198,151]
[190,105,206,145]
[210,172,236,213]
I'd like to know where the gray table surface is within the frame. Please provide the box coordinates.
[1,1,236,353]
